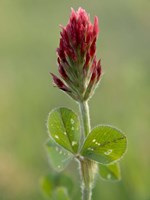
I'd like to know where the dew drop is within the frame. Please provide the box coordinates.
[107,174,111,179]
[95,142,101,146]
[72,141,77,146]
[71,127,74,130]
[64,131,67,135]
[70,118,75,124]
[104,149,112,155]
[92,139,96,142]
[55,147,59,152]
[59,150,62,154]
[55,135,59,139]
[88,147,94,151]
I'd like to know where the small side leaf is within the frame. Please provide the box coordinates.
[40,174,73,199]
[99,162,121,181]
[47,107,80,153]
[46,140,73,172]
[81,125,127,164]
[54,187,70,200]
[40,174,54,199]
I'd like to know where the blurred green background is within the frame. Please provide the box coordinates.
[0,0,150,199]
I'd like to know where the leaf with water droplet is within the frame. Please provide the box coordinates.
[47,107,80,153]
[81,125,127,164]
[46,139,73,172]
[99,162,121,181]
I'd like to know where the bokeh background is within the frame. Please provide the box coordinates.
[0,0,150,199]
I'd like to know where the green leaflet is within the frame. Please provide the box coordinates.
[40,174,54,199]
[47,107,80,153]
[99,162,121,181]
[54,187,70,200]
[46,140,73,172]
[40,173,73,199]
[81,125,127,164]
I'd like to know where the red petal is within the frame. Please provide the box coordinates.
[90,38,96,57]
[50,73,69,91]
[85,52,90,66]
[58,64,68,79]
[96,59,102,82]
[93,16,99,37]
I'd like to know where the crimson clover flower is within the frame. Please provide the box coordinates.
[51,7,102,101]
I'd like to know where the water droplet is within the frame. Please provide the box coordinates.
[55,147,59,152]
[71,127,74,130]
[104,149,112,155]
[64,131,67,135]
[72,141,77,146]
[107,174,111,179]
[59,150,62,154]
[70,118,75,124]
[88,147,94,151]
[92,139,96,142]
[95,142,101,146]
[55,135,59,139]
[57,165,61,169]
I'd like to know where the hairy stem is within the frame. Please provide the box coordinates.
[79,101,97,200]
[79,101,90,138]
[82,186,92,200]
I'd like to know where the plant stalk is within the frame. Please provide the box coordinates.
[82,186,92,200]
[79,101,97,200]
[79,101,90,138]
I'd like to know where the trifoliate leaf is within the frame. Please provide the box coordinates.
[47,107,80,153]
[81,125,127,164]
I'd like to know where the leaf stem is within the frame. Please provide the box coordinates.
[79,101,91,138]
[82,186,92,200]
[78,101,96,200]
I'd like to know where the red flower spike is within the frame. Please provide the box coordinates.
[51,7,102,101]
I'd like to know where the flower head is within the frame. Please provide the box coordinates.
[51,7,102,101]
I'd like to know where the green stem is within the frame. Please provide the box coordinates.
[78,101,97,200]
[79,101,91,138]
[82,186,92,200]
[79,158,97,200]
